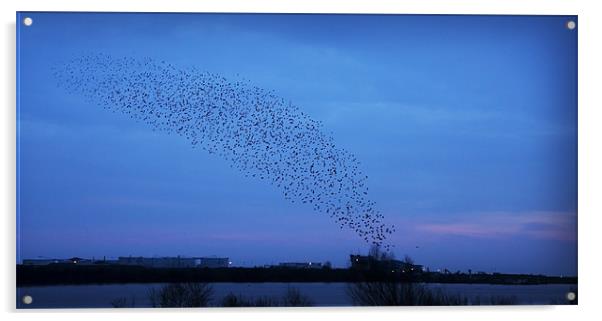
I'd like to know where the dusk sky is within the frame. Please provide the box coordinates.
[17,13,577,275]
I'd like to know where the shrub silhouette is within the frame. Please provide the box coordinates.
[347,281,467,306]
[109,297,128,308]
[220,287,313,307]
[281,287,313,306]
[148,282,214,307]
[221,293,280,307]
[109,295,136,308]
[348,282,525,306]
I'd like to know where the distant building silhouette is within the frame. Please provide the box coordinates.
[278,262,325,269]
[23,257,95,265]
[350,255,423,274]
[198,257,230,268]
[22,259,60,265]
[117,256,197,268]
[22,256,231,268]
[349,255,372,270]
[118,256,230,268]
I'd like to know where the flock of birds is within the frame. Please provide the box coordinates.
[54,54,396,249]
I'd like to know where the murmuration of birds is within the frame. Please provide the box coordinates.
[53,54,396,250]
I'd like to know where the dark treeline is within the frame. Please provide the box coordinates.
[17,264,576,286]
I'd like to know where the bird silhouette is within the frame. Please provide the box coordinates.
[54,54,396,250]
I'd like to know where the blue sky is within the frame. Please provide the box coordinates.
[17,13,577,275]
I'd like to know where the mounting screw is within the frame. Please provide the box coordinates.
[566,20,576,30]
[566,291,576,301]
[22,295,33,305]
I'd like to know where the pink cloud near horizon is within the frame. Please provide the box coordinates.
[414,211,576,242]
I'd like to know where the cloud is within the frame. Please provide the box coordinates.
[413,211,576,242]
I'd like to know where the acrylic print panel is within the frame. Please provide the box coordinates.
[16,12,578,308]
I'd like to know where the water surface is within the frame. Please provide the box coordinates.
[16,282,576,308]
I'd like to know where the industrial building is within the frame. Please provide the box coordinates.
[22,256,231,268]
[278,262,327,269]
[117,256,230,268]
[117,256,197,268]
[350,255,423,273]
[23,257,94,265]
[22,259,61,265]
[198,257,230,268]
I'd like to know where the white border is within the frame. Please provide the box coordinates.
[2,1,600,320]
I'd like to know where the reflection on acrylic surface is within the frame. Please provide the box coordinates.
[16,13,578,307]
